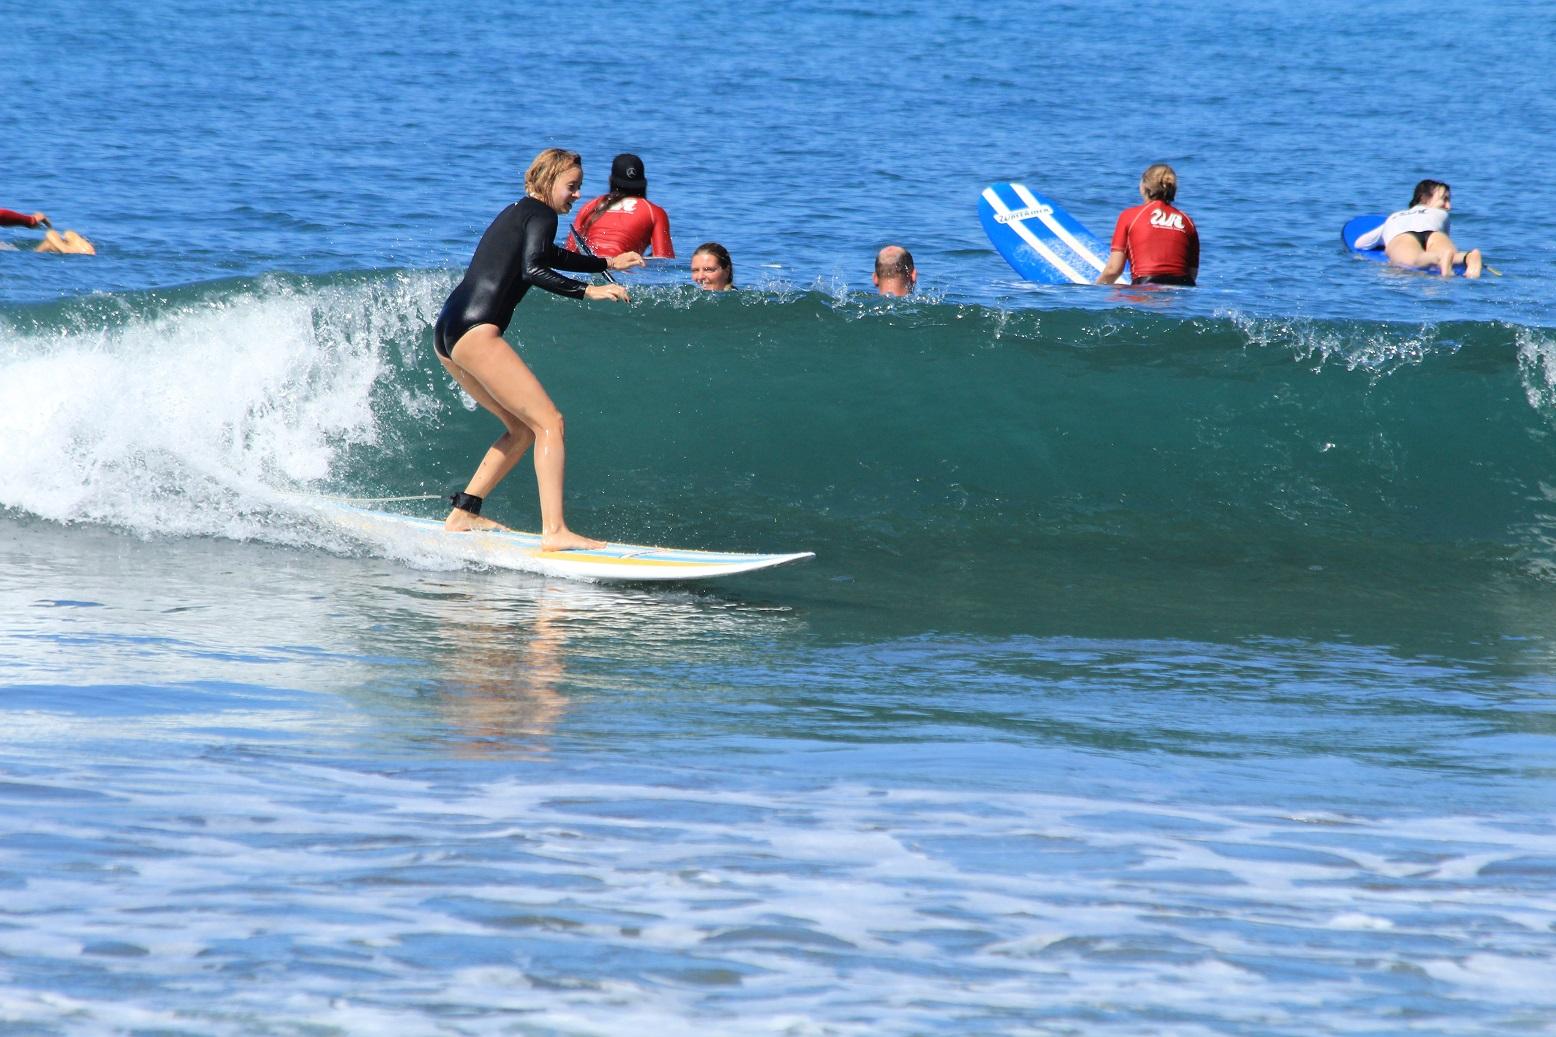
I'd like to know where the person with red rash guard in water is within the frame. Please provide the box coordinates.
[1096,164,1199,287]
[1,207,95,253]
[567,153,674,259]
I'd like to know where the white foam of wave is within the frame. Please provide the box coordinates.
[0,272,448,544]
[1219,307,1440,375]
[1515,324,1556,418]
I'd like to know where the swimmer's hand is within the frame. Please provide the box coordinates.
[585,283,630,302]
[607,251,645,271]
[31,212,51,229]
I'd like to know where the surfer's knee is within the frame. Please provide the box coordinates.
[495,423,530,449]
[529,406,565,441]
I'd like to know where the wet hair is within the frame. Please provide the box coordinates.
[585,154,650,231]
[874,246,915,280]
[1139,163,1178,203]
[524,148,582,200]
[584,189,629,231]
[693,242,733,286]
[1410,179,1450,207]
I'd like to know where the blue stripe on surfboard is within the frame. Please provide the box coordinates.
[980,182,1110,285]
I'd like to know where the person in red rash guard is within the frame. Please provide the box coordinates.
[1096,164,1199,287]
[0,208,51,229]
[567,153,674,259]
[1,208,94,253]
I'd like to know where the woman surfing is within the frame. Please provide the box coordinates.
[433,148,644,550]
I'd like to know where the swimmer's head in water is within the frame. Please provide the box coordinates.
[1410,179,1451,209]
[525,148,583,206]
[691,242,733,290]
[873,245,916,296]
[1139,163,1178,203]
[609,153,648,196]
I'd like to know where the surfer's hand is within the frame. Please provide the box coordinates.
[585,283,630,302]
[607,251,645,271]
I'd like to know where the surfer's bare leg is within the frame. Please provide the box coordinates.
[438,348,529,532]
[1385,234,1450,275]
[1459,248,1483,279]
[445,326,603,551]
[1424,231,1465,277]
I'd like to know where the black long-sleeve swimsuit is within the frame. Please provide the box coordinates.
[433,196,607,358]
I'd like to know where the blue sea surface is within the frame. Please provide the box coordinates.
[3,2,1556,1034]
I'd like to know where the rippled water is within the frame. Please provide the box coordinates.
[3,520,1553,1034]
[4,1,1556,1033]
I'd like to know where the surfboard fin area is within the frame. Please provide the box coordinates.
[980,182,1113,285]
[298,497,814,582]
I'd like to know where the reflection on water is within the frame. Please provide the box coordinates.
[386,576,808,756]
[431,592,571,754]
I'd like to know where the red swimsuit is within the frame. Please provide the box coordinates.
[1110,200,1199,283]
[569,196,674,258]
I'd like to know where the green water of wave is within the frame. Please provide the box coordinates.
[7,271,1556,574]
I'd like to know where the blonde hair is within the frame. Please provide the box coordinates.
[524,148,582,200]
[1140,163,1178,203]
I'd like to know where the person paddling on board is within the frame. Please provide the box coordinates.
[1372,180,1482,278]
[2,208,96,254]
[567,153,675,259]
[1096,164,1199,287]
[433,147,644,550]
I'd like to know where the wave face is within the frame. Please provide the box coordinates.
[5,271,1556,580]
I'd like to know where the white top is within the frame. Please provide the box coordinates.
[1371,205,1450,248]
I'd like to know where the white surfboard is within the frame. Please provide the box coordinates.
[304,498,813,583]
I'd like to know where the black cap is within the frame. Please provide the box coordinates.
[610,153,647,194]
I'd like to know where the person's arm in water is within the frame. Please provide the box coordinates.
[1096,209,1131,284]
[650,206,674,259]
[0,208,49,228]
[1096,250,1127,284]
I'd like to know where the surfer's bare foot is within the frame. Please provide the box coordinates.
[444,510,508,532]
[1462,249,1483,279]
[540,529,606,552]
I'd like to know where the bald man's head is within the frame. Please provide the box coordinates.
[873,245,916,296]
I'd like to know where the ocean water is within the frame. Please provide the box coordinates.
[3,2,1555,1034]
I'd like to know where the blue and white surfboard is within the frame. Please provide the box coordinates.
[1342,214,1389,261]
[980,182,1113,285]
